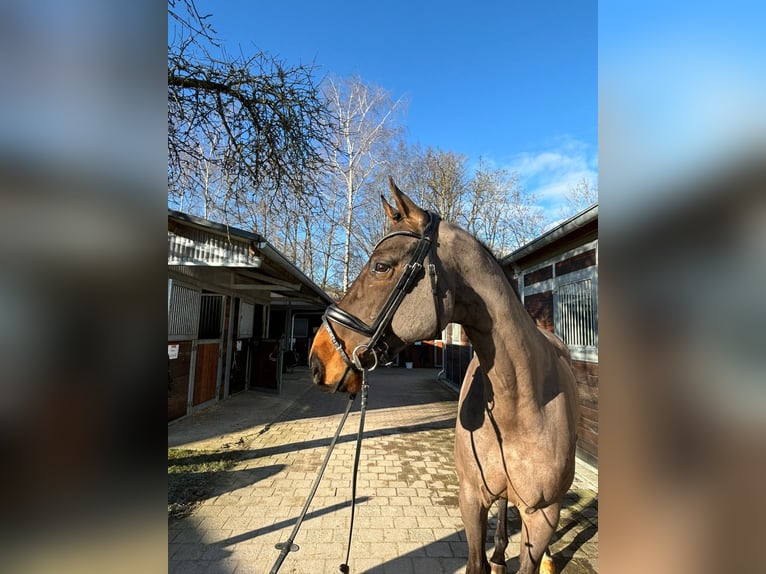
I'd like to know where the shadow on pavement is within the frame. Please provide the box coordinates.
[355,497,598,574]
[217,496,370,548]
[168,464,286,520]
[238,418,456,463]
[168,367,454,448]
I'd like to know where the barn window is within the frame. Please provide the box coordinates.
[523,265,553,286]
[555,278,597,353]
[198,294,224,340]
[518,241,598,362]
[523,290,554,332]
[168,280,201,341]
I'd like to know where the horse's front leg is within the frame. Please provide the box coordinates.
[518,502,560,574]
[459,483,490,574]
[489,497,509,573]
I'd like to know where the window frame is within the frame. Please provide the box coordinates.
[519,240,598,362]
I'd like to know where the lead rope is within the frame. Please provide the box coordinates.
[339,370,369,573]
[268,371,370,574]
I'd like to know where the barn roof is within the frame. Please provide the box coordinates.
[168,209,332,308]
[501,203,598,267]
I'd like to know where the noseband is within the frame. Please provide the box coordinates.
[322,212,440,386]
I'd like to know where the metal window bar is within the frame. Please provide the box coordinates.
[557,279,595,348]
[199,294,223,340]
[168,283,201,339]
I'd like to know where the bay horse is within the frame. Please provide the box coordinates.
[309,179,579,574]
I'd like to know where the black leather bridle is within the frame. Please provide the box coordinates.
[322,212,440,389]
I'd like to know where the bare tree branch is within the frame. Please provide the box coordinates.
[561,177,598,217]
[168,0,333,211]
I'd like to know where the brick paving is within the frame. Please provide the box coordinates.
[168,367,598,573]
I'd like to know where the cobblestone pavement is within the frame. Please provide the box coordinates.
[168,367,598,573]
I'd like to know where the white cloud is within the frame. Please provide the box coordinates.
[504,137,598,219]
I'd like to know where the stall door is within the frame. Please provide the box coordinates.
[191,294,224,407]
[250,339,280,391]
[192,342,219,406]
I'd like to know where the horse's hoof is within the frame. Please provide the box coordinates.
[489,561,507,574]
[539,553,556,574]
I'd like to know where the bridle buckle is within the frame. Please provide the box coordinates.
[352,344,378,371]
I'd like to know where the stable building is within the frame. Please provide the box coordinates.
[501,205,598,464]
[167,210,332,422]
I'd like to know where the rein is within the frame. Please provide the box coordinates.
[268,370,370,574]
[339,370,368,573]
[270,213,440,572]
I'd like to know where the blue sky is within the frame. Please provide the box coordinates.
[599,2,766,224]
[187,0,598,218]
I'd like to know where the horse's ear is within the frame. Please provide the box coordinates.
[381,194,401,224]
[388,177,428,230]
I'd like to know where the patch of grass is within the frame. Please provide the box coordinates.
[168,447,242,520]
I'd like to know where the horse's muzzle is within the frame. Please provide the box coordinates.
[310,351,324,386]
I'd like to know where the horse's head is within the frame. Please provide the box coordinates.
[309,178,454,394]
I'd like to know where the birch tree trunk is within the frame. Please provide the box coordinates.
[323,75,404,294]
[343,172,354,292]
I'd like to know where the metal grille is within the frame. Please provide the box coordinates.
[198,294,223,340]
[168,282,201,339]
[557,279,596,348]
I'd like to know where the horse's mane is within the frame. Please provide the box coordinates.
[423,214,522,301]
[474,237,521,300]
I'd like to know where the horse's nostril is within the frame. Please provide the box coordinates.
[310,352,324,385]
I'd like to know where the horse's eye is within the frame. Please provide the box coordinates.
[373,262,391,274]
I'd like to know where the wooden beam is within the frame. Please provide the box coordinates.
[230,284,298,291]
[237,269,300,289]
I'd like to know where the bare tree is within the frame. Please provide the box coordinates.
[420,148,469,223]
[166,2,551,291]
[168,0,332,211]
[377,141,427,204]
[561,177,598,217]
[317,195,345,293]
[464,161,546,256]
[322,75,405,292]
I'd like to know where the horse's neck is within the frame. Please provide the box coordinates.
[451,235,547,410]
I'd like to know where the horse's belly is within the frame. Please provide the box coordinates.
[455,421,576,509]
[502,442,575,508]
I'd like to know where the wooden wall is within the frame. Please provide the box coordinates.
[168,341,193,421]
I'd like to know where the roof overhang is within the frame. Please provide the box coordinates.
[501,204,598,266]
[168,210,333,308]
